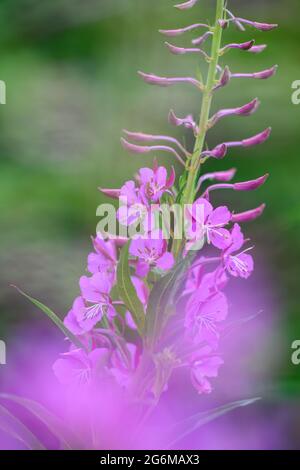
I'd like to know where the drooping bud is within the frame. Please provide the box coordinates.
[220,40,255,54]
[213,66,231,91]
[218,20,229,30]
[99,188,121,199]
[138,71,203,90]
[196,168,237,191]
[233,174,269,191]
[192,31,213,46]
[231,65,278,80]
[248,45,267,54]
[165,42,209,60]
[217,128,271,149]
[236,18,278,31]
[121,138,185,165]
[202,143,228,159]
[174,0,199,10]
[209,98,260,126]
[123,130,189,156]
[231,204,266,223]
[159,23,209,37]
[168,109,199,134]
[203,175,268,197]
[242,128,271,147]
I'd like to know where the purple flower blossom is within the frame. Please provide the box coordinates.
[78,274,116,331]
[190,346,224,394]
[186,198,231,249]
[138,164,175,203]
[223,224,254,279]
[53,348,110,387]
[185,273,229,345]
[130,231,175,277]
[87,235,117,283]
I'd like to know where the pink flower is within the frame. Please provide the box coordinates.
[87,235,117,283]
[223,224,254,279]
[186,198,231,249]
[138,164,175,203]
[110,343,140,388]
[64,296,87,335]
[130,231,175,277]
[117,180,146,226]
[78,273,116,331]
[53,348,110,387]
[190,347,224,394]
[185,290,228,346]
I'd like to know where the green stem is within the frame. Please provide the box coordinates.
[182,0,225,205]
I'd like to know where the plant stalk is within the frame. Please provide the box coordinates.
[182,0,225,205]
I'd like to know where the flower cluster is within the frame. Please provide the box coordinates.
[53,0,277,401]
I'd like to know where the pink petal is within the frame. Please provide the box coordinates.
[156,252,175,271]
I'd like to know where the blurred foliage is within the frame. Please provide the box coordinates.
[0,0,300,412]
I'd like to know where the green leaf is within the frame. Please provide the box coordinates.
[12,285,86,351]
[166,398,261,449]
[117,242,145,335]
[0,403,46,450]
[0,394,82,450]
[145,255,193,349]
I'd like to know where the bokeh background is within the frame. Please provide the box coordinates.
[0,0,300,449]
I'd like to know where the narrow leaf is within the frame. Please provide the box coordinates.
[167,397,261,449]
[12,286,86,351]
[0,403,46,450]
[0,394,82,450]
[145,255,193,349]
[117,243,145,335]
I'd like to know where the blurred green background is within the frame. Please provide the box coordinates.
[0,0,300,446]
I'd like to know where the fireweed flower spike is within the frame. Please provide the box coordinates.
[15,1,276,447]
